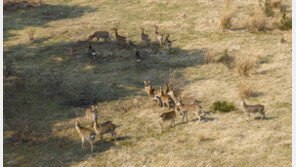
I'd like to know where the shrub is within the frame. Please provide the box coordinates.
[277,14,292,30]
[217,49,235,69]
[237,57,256,76]
[4,0,41,11]
[246,11,266,32]
[210,101,235,113]
[264,0,274,17]
[238,81,253,98]
[220,12,233,31]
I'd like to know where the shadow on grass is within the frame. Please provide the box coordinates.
[4,4,97,40]
[255,116,278,120]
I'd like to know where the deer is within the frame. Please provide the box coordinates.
[134,49,141,72]
[164,34,173,51]
[154,25,164,46]
[111,28,127,46]
[128,40,138,51]
[159,107,177,131]
[241,99,265,120]
[75,120,96,152]
[177,99,204,124]
[88,44,97,59]
[88,31,111,42]
[92,118,117,142]
[159,87,172,110]
[144,81,162,107]
[140,27,150,46]
[85,105,98,123]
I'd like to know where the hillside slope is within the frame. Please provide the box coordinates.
[4,0,292,166]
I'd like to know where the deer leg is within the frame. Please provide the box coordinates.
[89,140,94,152]
[81,138,85,149]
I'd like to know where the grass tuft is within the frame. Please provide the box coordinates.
[237,56,257,76]
[237,81,254,98]
[210,101,235,113]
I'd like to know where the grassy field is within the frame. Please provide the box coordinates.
[3,0,292,166]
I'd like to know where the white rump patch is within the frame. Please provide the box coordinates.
[136,59,141,62]
[92,52,96,56]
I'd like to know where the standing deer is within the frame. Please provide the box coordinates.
[75,120,96,152]
[241,99,265,120]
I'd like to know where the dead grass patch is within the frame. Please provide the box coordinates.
[4,0,41,11]
[237,56,257,76]
[237,81,254,98]
[245,10,267,33]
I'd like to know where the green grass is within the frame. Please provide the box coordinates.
[3,0,292,166]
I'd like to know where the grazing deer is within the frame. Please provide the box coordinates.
[159,108,177,131]
[241,99,265,120]
[93,119,117,141]
[154,25,164,46]
[112,28,127,45]
[164,34,172,51]
[177,99,204,124]
[88,44,97,59]
[134,49,141,72]
[144,81,162,107]
[140,27,150,46]
[75,120,96,152]
[85,105,98,122]
[88,31,111,42]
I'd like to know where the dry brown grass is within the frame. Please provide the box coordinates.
[203,51,216,64]
[237,56,257,76]
[237,81,254,98]
[4,0,41,11]
[220,12,234,31]
[245,10,267,32]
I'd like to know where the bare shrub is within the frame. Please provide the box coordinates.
[271,0,282,8]
[264,0,275,17]
[237,57,256,76]
[238,81,254,98]
[168,71,184,96]
[277,14,292,30]
[245,11,266,32]
[220,12,234,31]
[217,49,235,69]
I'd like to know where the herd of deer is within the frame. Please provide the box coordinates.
[75,80,266,153]
[75,26,266,153]
[87,25,173,72]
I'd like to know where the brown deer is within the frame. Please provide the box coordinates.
[154,25,164,46]
[159,87,172,110]
[241,99,265,120]
[177,99,204,124]
[112,28,127,45]
[93,119,117,141]
[88,31,111,42]
[140,27,150,46]
[75,120,96,152]
[144,81,162,107]
[159,108,177,131]
[85,105,98,123]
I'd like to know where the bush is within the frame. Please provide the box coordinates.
[246,11,266,32]
[220,12,233,31]
[277,14,292,30]
[238,81,253,98]
[264,0,274,17]
[4,0,41,11]
[237,57,256,76]
[210,101,235,113]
